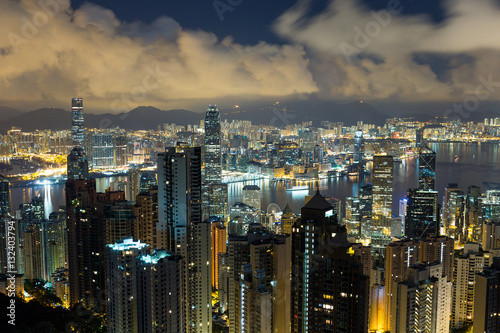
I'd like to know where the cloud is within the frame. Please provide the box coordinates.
[274,0,500,101]
[0,0,317,111]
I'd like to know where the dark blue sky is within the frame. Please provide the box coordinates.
[69,0,446,45]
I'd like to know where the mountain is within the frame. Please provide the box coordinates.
[0,106,24,121]
[0,107,203,133]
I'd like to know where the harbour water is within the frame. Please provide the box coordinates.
[9,142,500,219]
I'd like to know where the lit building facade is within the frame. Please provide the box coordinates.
[71,97,85,149]
[371,155,393,252]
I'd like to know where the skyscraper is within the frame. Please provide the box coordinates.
[67,147,89,180]
[157,143,211,333]
[474,258,500,333]
[71,97,85,149]
[371,155,393,252]
[405,188,439,240]
[0,174,10,217]
[442,183,465,243]
[291,191,369,333]
[204,105,222,183]
[418,145,436,191]
[242,184,261,212]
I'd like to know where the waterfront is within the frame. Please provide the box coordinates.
[9,142,500,219]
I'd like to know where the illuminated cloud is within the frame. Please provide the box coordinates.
[274,0,500,101]
[0,0,317,111]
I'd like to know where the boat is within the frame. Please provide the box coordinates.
[286,185,309,192]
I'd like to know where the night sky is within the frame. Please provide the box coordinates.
[1,0,500,113]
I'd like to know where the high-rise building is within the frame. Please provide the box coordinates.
[91,132,115,169]
[480,189,500,223]
[67,147,89,180]
[0,174,9,217]
[291,191,369,333]
[419,235,455,282]
[371,155,393,252]
[133,187,158,248]
[105,238,149,333]
[442,183,465,241]
[203,183,228,221]
[390,264,452,333]
[204,105,222,183]
[281,203,297,235]
[228,202,260,235]
[71,97,85,149]
[465,185,481,243]
[417,145,436,191]
[359,183,373,240]
[157,143,211,333]
[405,188,439,240]
[226,226,291,333]
[451,243,492,330]
[345,196,361,238]
[22,224,43,280]
[211,221,226,290]
[384,240,420,331]
[242,184,261,212]
[65,178,102,310]
[473,258,500,333]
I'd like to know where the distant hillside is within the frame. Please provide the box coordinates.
[0,106,24,121]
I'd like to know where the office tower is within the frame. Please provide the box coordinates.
[281,203,297,235]
[65,178,102,310]
[133,187,158,248]
[211,220,226,290]
[442,183,465,243]
[345,196,361,238]
[384,240,420,331]
[105,238,149,333]
[359,183,373,240]
[390,264,452,333]
[228,202,260,235]
[351,130,364,175]
[0,174,9,217]
[242,184,261,212]
[417,145,436,191]
[419,235,454,282]
[204,183,228,221]
[473,258,500,333]
[22,224,43,280]
[399,198,407,234]
[465,185,481,243]
[451,244,492,330]
[67,147,89,180]
[114,134,127,167]
[71,97,85,149]
[291,191,358,332]
[157,143,211,333]
[139,170,158,192]
[227,226,291,333]
[91,132,115,169]
[480,189,500,223]
[416,127,424,148]
[301,129,315,167]
[404,188,439,240]
[204,105,222,183]
[371,155,393,252]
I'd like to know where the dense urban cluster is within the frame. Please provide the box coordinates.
[1,98,500,333]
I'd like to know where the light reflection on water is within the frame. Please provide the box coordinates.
[9,143,500,218]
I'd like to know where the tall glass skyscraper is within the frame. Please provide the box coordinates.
[371,155,394,252]
[71,97,85,150]
[418,145,436,191]
[204,105,222,184]
[0,174,9,217]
